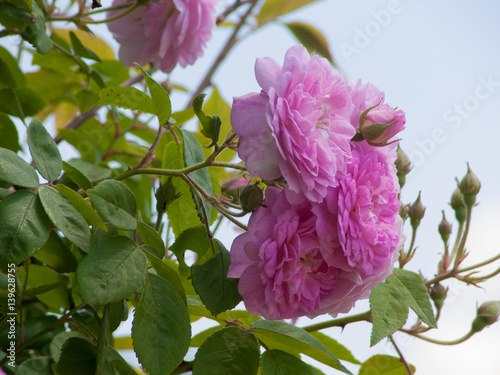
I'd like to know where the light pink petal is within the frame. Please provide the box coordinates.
[255,57,282,92]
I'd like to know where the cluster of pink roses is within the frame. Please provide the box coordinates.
[228,45,406,320]
[107,0,218,73]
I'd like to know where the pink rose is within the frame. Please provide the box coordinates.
[107,0,217,73]
[313,142,403,282]
[231,45,355,203]
[228,185,403,319]
[350,80,406,147]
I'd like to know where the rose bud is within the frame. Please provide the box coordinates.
[459,163,481,207]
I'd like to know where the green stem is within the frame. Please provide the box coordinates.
[454,205,473,269]
[388,334,413,375]
[448,220,465,266]
[460,252,500,273]
[400,329,475,345]
[302,310,371,332]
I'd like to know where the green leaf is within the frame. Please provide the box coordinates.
[191,242,241,316]
[0,113,21,152]
[56,337,97,375]
[70,31,102,62]
[76,89,99,113]
[0,87,46,118]
[21,1,53,54]
[66,158,111,182]
[137,221,164,258]
[285,22,335,65]
[0,147,39,188]
[193,94,221,144]
[142,245,186,304]
[0,45,26,88]
[55,184,107,231]
[310,332,360,365]
[170,225,213,275]
[61,160,93,190]
[135,64,172,125]
[98,86,155,113]
[92,60,130,86]
[0,190,50,270]
[180,127,213,220]
[88,179,137,231]
[109,299,128,333]
[18,264,69,308]
[193,327,260,375]
[251,320,352,374]
[190,326,222,347]
[257,0,319,23]
[163,138,202,236]
[132,273,191,375]
[38,185,91,251]
[33,231,78,273]
[262,350,318,375]
[198,86,234,164]
[16,357,53,375]
[359,355,416,375]
[77,236,147,304]
[370,268,437,346]
[27,118,62,181]
[50,331,86,362]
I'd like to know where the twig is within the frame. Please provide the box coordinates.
[188,0,258,106]
[302,310,372,332]
[388,334,413,375]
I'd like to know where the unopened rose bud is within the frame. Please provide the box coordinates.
[239,183,263,212]
[429,283,448,311]
[352,100,406,147]
[407,191,425,228]
[438,211,452,243]
[471,301,500,333]
[395,146,412,188]
[450,187,466,223]
[399,202,408,220]
[459,163,481,207]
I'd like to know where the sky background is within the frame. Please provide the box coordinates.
[4,0,500,373]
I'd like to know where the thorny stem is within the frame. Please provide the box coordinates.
[188,0,259,105]
[302,310,372,332]
[388,334,413,375]
[399,225,418,268]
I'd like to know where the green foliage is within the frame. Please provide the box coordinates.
[194,93,221,144]
[0,147,39,188]
[0,190,50,270]
[359,355,416,374]
[285,22,335,65]
[191,242,242,316]
[77,236,147,304]
[98,86,155,114]
[87,179,137,231]
[251,320,352,374]
[38,185,91,251]
[193,327,260,375]
[132,273,191,375]
[27,118,62,182]
[370,268,437,346]
[257,0,320,23]
[261,350,318,375]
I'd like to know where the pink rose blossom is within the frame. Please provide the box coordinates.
[350,80,406,147]
[107,0,217,73]
[313,142,403,281]
[228,184,403,319]
[231,45,355,203]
